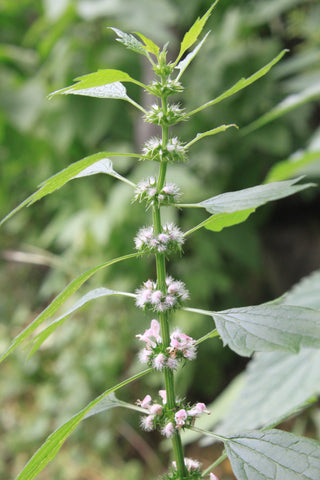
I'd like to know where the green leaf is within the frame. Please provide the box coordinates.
[0,153,137,227]
[204,209,255,232]
[265,150,320,183]
[212,304,320,357]
[48,69,145,98]
[243,84,320,135]
[0,253,139,363]
[224,429,320,480]
[215,348,320,436]
[30,287,135,355]
[175,31,210,80]
[282,269,320,310]
[198,177,312,214]
[189,50,288,115]
[135,32,160,57]
[175,0,219,63]
[15,368,151,480]
[186,124,238,148]
[109,27,147,56]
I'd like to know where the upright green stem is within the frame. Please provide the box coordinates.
[150,88,187,478]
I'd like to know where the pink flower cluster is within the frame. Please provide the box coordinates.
[135,276,189,312]
[134,223,184,255]
[172,457,201,472]
[133,176,181,206]
[136,320,197,370]
[141,135,187,162]
[137,391,210,439]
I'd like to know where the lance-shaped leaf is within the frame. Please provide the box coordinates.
[135,32,160,57]
[243,84,320,135]
[186,124,238,148]
[15,368,151,480]
[265,150,320,183]
[183,178,313,235]
[175,32,210,80]
[214,348,320,436]
[212,304,320,357]
[30,287,135,354]
[175,0,219,63]
[49,69,145,98]
[109,27,147,56]
[223,429,320,480]
[0,153,137,227]
[282,269,320,310]
[0,253,139,363]
[189,50,288,116]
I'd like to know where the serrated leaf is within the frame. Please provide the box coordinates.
[0,153,137,227]
[282,269,320,310]
[30,287,135,355]
[265,150,320,183]
[176,0,219,63]
[49,69,145,98]
[0,253,139,363]
[212,304,320,357]
[198,177,312,214]
[190,50,288,115]
[186,124,238,148]
[214,349,320,436]
[135,32,160,57]
[243,84,320,135]
[175,31,209,80]
[204,209,255,232]
[224,429,320,480]
[15,368,151,480]
[109,27,147,56]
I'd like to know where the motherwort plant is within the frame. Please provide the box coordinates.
[1,2,320,479]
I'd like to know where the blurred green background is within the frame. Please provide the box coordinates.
[1,0,320,479]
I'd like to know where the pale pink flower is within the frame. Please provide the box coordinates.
[188,402,210,417]
[151,290,162,304]
[159,390,167,404]
[149,403,163,415]
[153,353,167,370]
[185,458,200,471]
[139,394,152,408]
[138,348,152,364]
[209,474,219,480]
[166,356,179,370]
[140,414,155,431]
[175,409,187,427]
[161,422,175,438]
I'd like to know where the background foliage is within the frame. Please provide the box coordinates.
[1,0,319,479]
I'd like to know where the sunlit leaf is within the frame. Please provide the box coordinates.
[15,369,151,480]
[0,153,137,227]
[30,287,135,355]
[265,150,320,183]
[109,27,147,56]
[135,32,160,57]
[243,84,320,134]
[0,253,139,363]
[224,429,320,480]
[175,0,219,63]
[189,50,288,115]
[212,304,320,357]
[175,32,210,80]
[203,209,255,232]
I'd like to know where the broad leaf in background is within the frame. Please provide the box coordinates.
[282,269,320,310]
[212,304,320,357]
[48,69,145,98]
[265,150,320,182]
[212,348,320,437]
[243,84,320,135]
[224,429,320,480]
[15,369,151,480]
[0,253,139,363]
[30,287,135,355]
[175,0,219,63]
[189,50,288,115]
[0,154,137,227]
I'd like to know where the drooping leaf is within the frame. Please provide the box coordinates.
[135,32,160,57]
[30,288,135,355]
[265,150,320,183]
[282,269,320,310]
[175,0,219,63]
[175,32,210,80]
[0,253,139,363]
[186,124,238,148]
[212,304,320,357]
[214,348,320,436]
[189,50,288,115]
[198,177,312,214]
[15,369,151,480]
[203,209,255,232]
[243,84,320,134]
[224,429,320,480]
[0,153,137,227]
[109,27,147,56]
[48,69,145,98]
